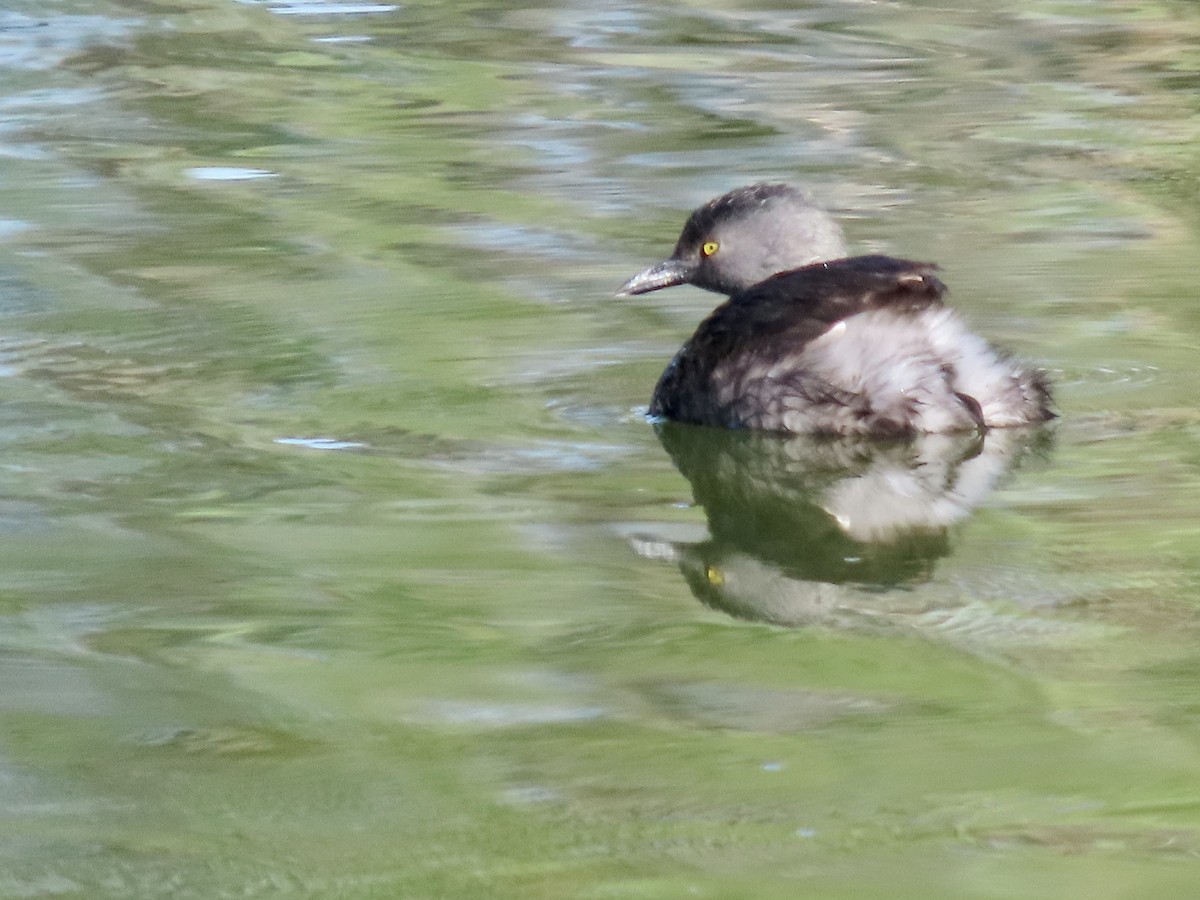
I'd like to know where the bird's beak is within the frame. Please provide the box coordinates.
[616,257,695,296]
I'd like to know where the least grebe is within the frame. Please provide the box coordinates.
[618,183,1054,436]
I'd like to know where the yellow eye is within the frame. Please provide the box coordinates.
[705,565,724,587]
[701,240,719,258]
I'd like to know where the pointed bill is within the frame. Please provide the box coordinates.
[616,258,696,296]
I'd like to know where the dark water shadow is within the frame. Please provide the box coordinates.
[634,422,1053,628]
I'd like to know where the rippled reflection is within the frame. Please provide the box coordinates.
[634,423,1052,627]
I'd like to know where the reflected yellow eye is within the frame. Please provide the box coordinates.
[701,240,719,258]
[705,565,724,587]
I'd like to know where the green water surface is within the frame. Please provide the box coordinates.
[2,0,1200,896]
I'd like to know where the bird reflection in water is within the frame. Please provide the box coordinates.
[631,424,1051,629]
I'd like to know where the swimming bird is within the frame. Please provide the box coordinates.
[618,183,1053,436]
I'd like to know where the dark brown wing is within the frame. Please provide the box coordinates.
[729,256,946,331]
[650,256,946,430]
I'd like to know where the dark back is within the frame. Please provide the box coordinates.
[650,256,946,426]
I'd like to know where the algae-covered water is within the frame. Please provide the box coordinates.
[3,1,1200,896]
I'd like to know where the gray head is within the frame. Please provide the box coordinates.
[617,183,847,298]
